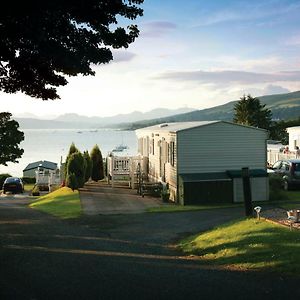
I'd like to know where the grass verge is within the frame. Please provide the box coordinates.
[147,203,242,213]
[148,190,300,213]
[274,190,300,210]
[179,218,300,275]
[29,187,81,219]
[24,183,35,193]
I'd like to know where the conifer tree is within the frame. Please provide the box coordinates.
[83,150,93,182]
[65,142,79,177]
[67,151,86,188]
[90,145,104,181]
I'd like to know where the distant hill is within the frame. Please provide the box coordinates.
[54,107,195,125]
[119,91,300,130]
[16,118,76,129]
[16,107,195,129]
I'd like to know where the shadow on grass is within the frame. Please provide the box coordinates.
[179,220,300,275]
[30,194,81,219]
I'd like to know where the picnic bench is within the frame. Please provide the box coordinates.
[139,182,163,197]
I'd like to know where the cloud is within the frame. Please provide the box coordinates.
[154,70,300,85]
[112,50,137,62]
[141,21,177,38]
[193,1,300,27]
[285,34,300,46]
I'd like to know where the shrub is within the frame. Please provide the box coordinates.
[65,142,79,175]
[67,173,78,191]
[67,152,86,188]
[22,177,36,184]
[90,145,104,181]
[0,173,12,189]
[83,150,93,182]
[269,175,285,201]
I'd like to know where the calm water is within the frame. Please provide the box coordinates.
[0,129,137,177]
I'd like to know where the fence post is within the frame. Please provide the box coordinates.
[242,167,253,217]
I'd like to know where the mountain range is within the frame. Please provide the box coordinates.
[117,90,300,130]
[15,90,300,130]
[15,107,195,129]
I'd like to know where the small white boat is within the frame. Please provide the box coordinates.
[112,144,129,152]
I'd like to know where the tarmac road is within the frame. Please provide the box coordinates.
[0,196,299,300]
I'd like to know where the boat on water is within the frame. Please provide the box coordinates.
[112,144,129,153]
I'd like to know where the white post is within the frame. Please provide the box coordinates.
[111,157,115,188]
[130,158,135,189]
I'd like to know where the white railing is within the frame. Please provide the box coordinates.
[36,170,61,186]
[107,155,148,188]
[267,150,299,165]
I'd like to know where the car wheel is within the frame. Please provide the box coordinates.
[283,181,290,191]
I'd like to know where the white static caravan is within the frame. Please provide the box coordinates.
[287,126,300,150]
[136,121,269,205]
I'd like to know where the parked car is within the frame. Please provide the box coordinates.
[2,177,24,194]
[269,159,300,190]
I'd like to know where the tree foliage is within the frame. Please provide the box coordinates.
[66,151,86,189]
[0,112,24,166]
[83,150,93,182]
[64,142,79,176]
[0,1,144,99]
[90,144,104,181]
[233,95,272,130]
[67,173,78,191]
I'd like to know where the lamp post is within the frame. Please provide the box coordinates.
[254,206,262,220]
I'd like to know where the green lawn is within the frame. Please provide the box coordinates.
[147,203,242,213]
[24,183,35,192]
[274,190,300,210]
[179,218,300,275]
[148,189,300,213]
[29,187,82,219]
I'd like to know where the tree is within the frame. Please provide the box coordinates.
[64,142,79,177]
[0,112,24,166]
[269,120,289,144]
[66,151,86,188]
[83,150,93,182]
[0,1,144,100]
[90,145,104,181]
[233,94,272,130]
[67,173,78,191]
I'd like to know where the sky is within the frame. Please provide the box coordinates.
[1,0,300,118]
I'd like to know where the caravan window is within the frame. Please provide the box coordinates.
[170,141,175,166]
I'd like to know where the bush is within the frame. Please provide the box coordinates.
[22,177,36,184]
[90,145,104,181]
[67,152,86,188]
[67,173,78,191]
[0,173,12,189]
[269,175,285,201]
[83,150,93,182]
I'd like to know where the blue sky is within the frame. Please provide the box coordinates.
[2,0,300,118]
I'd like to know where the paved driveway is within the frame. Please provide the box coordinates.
[1,197,299,299]
[79,182,163,215]
[0,191,31,206]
